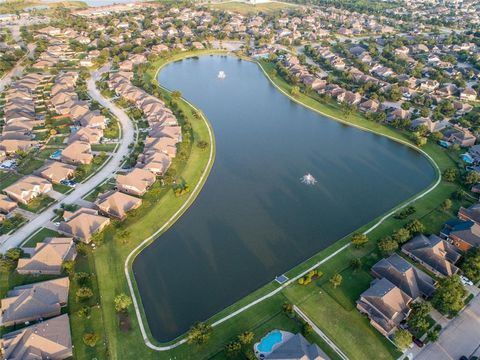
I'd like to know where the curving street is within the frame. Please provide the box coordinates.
[0,65,135,253]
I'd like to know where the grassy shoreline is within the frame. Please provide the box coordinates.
[72,51,468,360]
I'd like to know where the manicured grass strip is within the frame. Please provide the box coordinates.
[21,227,62,247]
[91,143,118,152]
[52,182,73,194]
[18,194,55,213]
[0,172,21,191]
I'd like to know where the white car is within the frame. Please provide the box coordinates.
[460,275,474,286]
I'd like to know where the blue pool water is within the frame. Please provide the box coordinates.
[257,331,283,353]
[50,149,62,160]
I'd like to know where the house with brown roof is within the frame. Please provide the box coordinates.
[0,314,72,360]
[39,161,76,184]
[116,168,156,196]
[3,175,52,205]
[61,141,93,165]
[69,127,103,144]
[0,277,69,327]
[460,88,477,102]
[95,190,142,220]
[79,111,107,129]
[359,99,379,113]
[402,234,461,277]
[371,254,436,300]
[58,207,110,243]
[458,203,480,225]
[0,195,17,214]
[17,237,76,275]
[443,126,476,147]
[357,278,412,337]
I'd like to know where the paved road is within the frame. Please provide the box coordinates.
[414,294,480,360]
[0,65,134,252]
[0,43,36,92]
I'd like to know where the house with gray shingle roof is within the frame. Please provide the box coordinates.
[371,254,436,299]
[402,234,460,277]
[357,278,412,337]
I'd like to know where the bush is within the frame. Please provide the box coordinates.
[83,332,100,347]
[76,287,94,300]
[351,233,368,248]
[197,140,209,149]
[297,269,323,285]
[187,322,212,345]
[378,236,398,255]
[329,273,342,288]
[74,272,91,285]
[302,323,313,336]
[114,293,132,313]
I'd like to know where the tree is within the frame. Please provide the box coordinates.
[238,331,255,345]
[62,260,75,275]
[465,171,480,185]
[302,323,313,336]
[329,273,342,288]
[378,236,398,255]
[441,199,452,211]
[224,341,241,357]
[83,333,100,347]
[443,168,458,182]
[351,233,368,248]
[114,293,132,313]
[74,272,90,286]
[460,248,480,282]
[426,328,439,342]
[6,248,23,261]
[282,302,294,317]
[350,257,362,270]
[187,322,212,345]
[407,302,432,335]
[431,276,466,316]
[393,329,412,350]
[405,219,425,234]
[76,287,94,300]
[290,86,300,97]
[171,90,182,100]
[393,228,411,244]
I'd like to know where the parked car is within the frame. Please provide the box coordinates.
[412,336,424,348]
[460,275,474,286]
[459,356,468,360]
[61,179,77,188]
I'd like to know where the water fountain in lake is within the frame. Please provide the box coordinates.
[301,173,317,185]
[217,70,226,79]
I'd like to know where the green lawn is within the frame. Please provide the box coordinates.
[47,135,67,146]
[104,118,120,139]
[17,157,45,175]
[21,227,63,247]
[0,171,21,191]
[52,183,73,194]
[18,194,55,213]
[83,179,116,202]
[74,153,109,183]
[0,214,26,236]
[91,143,118,152]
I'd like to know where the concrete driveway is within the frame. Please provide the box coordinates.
[0,65,135,252]
[415,294,480,360]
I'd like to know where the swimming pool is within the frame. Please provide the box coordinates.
[50,149,62,160]
[257,330,283,353]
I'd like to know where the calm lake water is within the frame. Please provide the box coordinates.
[133,55,436,342]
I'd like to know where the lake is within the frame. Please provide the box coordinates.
[132,55,436,342]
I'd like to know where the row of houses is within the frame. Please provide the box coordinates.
[0,244,74,358]
[0,73,47,157]
[357,203,480,339]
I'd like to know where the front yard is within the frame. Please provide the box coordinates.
[18,194,55,213]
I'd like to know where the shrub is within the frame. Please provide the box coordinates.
[351,233,368,248]
[393,329,412,350]
[76,287,94,300]
[83,333,100,347]
[114,293,132,313]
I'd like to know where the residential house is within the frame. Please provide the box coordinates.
[0,195,17,214]
[442,219,480,252]
[359,99,379,113]
[402,234,461,277]
[69,127,103,144]
[17,238,76,275]
[443,127,476,147]
[357,278,412,337]
[371,254,436,299]
[58,207,110,243]
[460,88,477,101]
[0,278,69,327]
[0,314,72,360]
[257,331,329,360]
[61,141,93,165]
[116,168,156,196]
[39,161,76,184]
[410,118,449,133]
[3,175,52,205]
[95,190,142,220]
